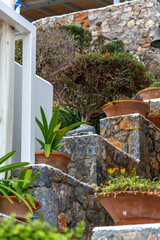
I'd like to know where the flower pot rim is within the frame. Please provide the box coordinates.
[96,191,160,200]
[0,196,42,212]
[138,87,160,95]
[102,100,150,111]
[35,151,71,159]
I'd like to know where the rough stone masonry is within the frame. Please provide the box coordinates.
[34,0,160,77]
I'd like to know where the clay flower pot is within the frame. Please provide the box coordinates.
[146,114,160,129]
[0,196,41,220]
[35,152,71,173]
[97,191,160,226]
[138,87,160,100]
[102,100,149,117]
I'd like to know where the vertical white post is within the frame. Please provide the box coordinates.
[21,30,36,163]
[0,19,15,158]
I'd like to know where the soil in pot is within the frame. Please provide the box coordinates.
[102,100,149,117]
[97,191,160,226]
[0,196,41,220]
[138,87,160,100]
[146,114,160,129]
[35,152,71,173]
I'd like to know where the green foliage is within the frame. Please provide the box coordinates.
[57,104,82,129]
[94,168,160,194]
[0,215,85,240]
[15,40,22,65]
[54,52,153,122]
[0,152,45,214]
[101,40,124,54]
[149,78,160,88]
[35,105,87,157]
[58,24,92,48]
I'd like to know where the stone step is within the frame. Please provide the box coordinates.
[92,224,160,240]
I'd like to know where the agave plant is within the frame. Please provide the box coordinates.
[0,151,44,214]
[36,105,88,157]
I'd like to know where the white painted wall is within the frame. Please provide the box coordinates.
[12,62,53,163]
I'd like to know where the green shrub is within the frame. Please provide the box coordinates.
[58,24,92,49]
[0,215,85,240]
[57,104,82,129]
[101,40,124,54]
[53,52,153,122]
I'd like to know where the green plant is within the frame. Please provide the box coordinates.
[0,214,85,240]
[58,24,92,49]
[57,104,82,129]
[0,151,45,214]
[35,105,88,157]
[101,40,124,54]
[93,168,160,194]
[53,52,153,122]
[149,78,160,88]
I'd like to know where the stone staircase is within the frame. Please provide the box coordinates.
[18,98,160,239]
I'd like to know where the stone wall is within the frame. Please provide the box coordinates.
[34,0,160,76]
[60,134,138,185]
[14,165,113,240]
[100,113,160,179]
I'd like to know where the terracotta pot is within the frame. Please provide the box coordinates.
[146,114,160,129]
[0,196,41,220]
[35,152,71,173]
[97,191,160,226]
[138,87,160,100]
[102,100,149,117]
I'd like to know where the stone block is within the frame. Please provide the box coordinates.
[92,224,160,240]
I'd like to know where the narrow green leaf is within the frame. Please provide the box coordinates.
[24,172,41,189]
[0,183,33,213]
[48,105,59,134]
[35,138,44,149]
[0,188,13,203]
[0,162,29,174]
[0,151,16,165]
[22,169,32,187]
[35,118,45,140]
[17,169,28,188]
[23,192,36,209]
[40,107,49,142]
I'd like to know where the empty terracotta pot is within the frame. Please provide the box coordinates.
[0,196,41,220]
[138,87,160,100]
[35,152,71,173]
[97,191,160,225]
[102,100,149,117]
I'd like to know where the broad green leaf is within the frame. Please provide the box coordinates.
[23,169,32,187]
[24,172,41,189]
[44,144,51,158]
[17,169,28,188]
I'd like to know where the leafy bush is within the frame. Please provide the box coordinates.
[149,78,160,88]
[58,24,92,50]
[101,40,124,54]
[53,52,153,122]
[0,215,85,240]
[57,104,82,129]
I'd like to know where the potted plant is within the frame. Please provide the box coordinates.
[137,81,160,100]
[35,105,87,172]
[93,168,160,226]
[0,151,44,220]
